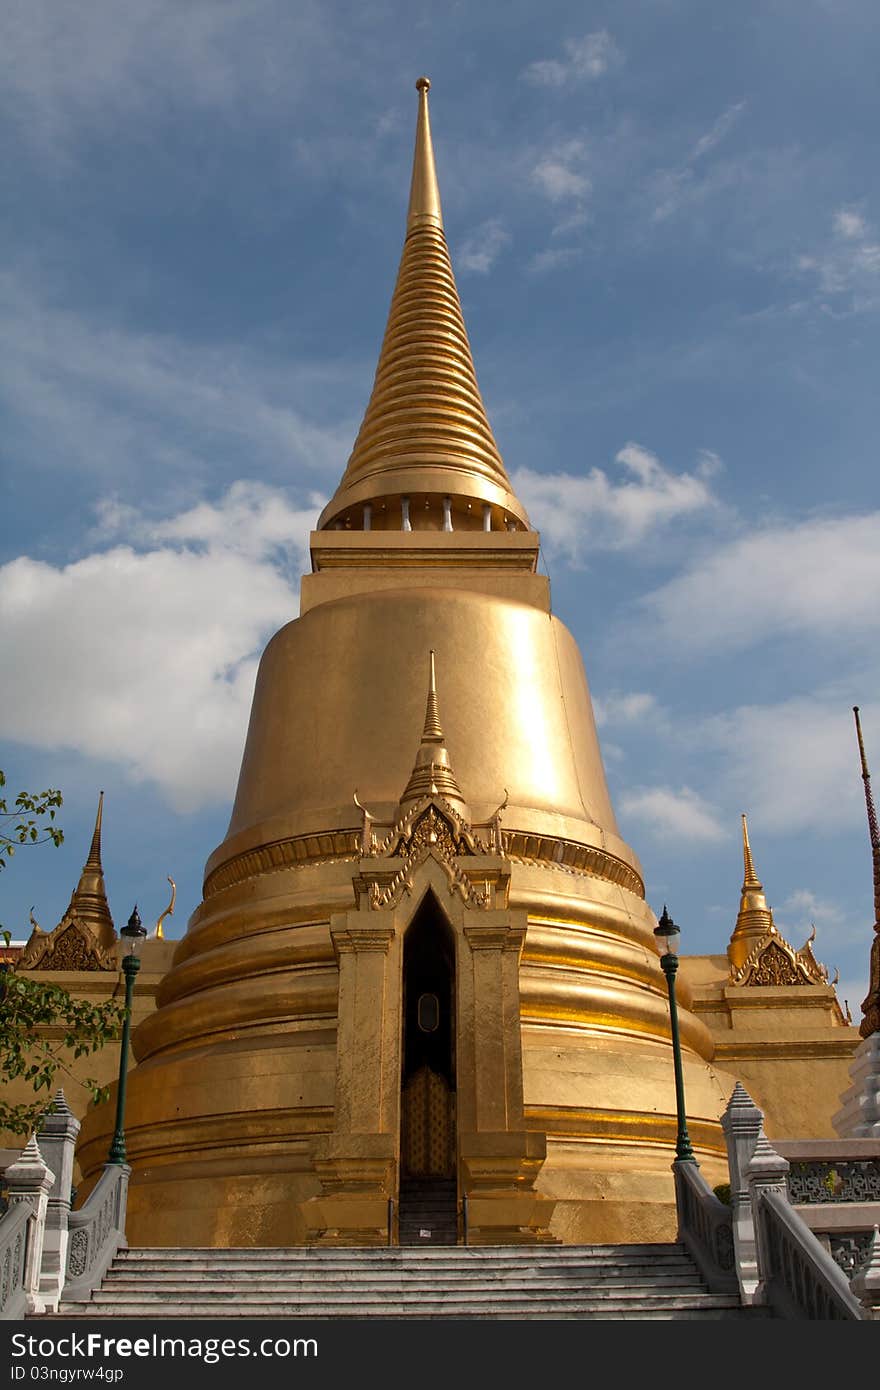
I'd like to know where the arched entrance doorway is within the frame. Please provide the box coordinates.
[399,891,457,1243]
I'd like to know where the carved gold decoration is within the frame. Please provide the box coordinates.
[203,829,361,898]
[730,923,831,988]
[408,805,459,860]
[18,918,116,973]
[155,877,176,940]
[746,941,805,987]
[202,822,641,901]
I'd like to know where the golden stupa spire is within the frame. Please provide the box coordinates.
[727,813,775,972]
[398,650,468,816]
[407,77,443,231]
[853,706,880,1038]
[317,78,529,534]
[421,648,444,741]
[64,791,116,950]
[741,812,762,891]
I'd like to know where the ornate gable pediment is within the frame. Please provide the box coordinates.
[382,799,484,862]
[730,924,829,988]
[353,796,504,912]
[18,915,117,972]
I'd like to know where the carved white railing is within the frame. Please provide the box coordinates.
[673,1160,738,1294]
[62,1164,130,1304]
[755,1189,866,1320]
[721,1082,876,1319]
[0,1202,31,1321]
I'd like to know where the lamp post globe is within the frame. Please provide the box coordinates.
[654,906,697,1165]
[107,905,147,1166]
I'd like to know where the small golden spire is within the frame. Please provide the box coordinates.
[408,78,443,231]
[422,649,444,742]
[853,706,880,1039]
[741,813,762,890]
[86,788,104,869]
[399,651,468,816]
[65,791,116,950]
[727,812,774,973]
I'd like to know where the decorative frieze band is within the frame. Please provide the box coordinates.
[204,826,644,901]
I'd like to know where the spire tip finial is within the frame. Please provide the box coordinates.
[416,76,431,92]
[741,812,762,891]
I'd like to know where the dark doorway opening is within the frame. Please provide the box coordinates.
[399,891,458,1244]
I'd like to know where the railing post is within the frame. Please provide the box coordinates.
[3,1135,55,1315]
[35,1090,81,1312]
[745,1127,790,1305]
[462,1193,469,1247]
[852,1226,880,1319]
[721,1082,765,1304]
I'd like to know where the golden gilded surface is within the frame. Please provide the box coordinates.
[73,78,854,1248]
[318,80,528,533]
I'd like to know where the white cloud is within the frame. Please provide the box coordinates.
[703,697,875,836]
[774,890,868,988]
[594,692,659,728]
[0,272,352,493]
[528,247,582,275]
[619,785,727,843]
[642,514,880,652]
[691,102,747,161]
[0,0,332,158]
[797,206,880,311]
[0,483,319,811]
[532,142,591,202]
[833,209,867,241]
[522,32,621,87]
[513,443,717,562]
[457,219,511,274]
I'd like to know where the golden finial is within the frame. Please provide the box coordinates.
[399,651,467,816]
[408,77,442,230]
[422,650,444,743]
[741,812,762,890]
[727,812,774,973]
[85,790,104,870]
[64,791,115,950]
[154,877,176,940]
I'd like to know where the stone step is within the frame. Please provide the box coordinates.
[54,1298,755,1320]
[103,1258,701,1276]
[100,1275,711,1293]
[82,1285,725,1307]
[111,1251,686,1262]
[44,1239,765,1323]
[115,1244,694,1263]
[105,1265,699,1281]
[106,1262,699,1281]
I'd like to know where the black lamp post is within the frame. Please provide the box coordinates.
[107,905,147,1165]
[654,905,697,1164]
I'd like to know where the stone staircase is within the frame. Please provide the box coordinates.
[47,1244,771,1319]
[397,1177,458,1246]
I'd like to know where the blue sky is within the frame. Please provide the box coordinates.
[1,1,878,1022]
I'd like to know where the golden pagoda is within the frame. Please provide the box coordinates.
[18,793,117,971]
[76,78,743,1246]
